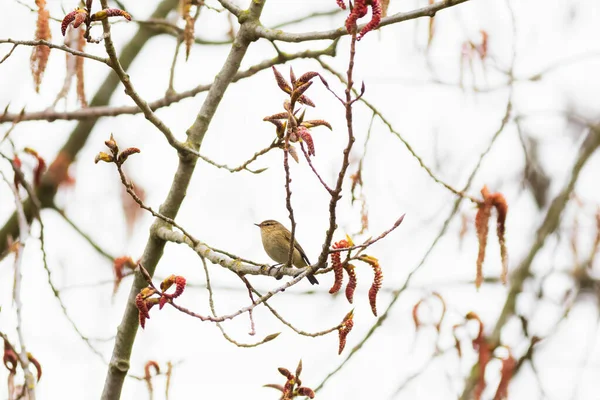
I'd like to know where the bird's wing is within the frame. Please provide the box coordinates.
[283,228,311,265]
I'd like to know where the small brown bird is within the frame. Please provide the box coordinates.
[255,219,319,285]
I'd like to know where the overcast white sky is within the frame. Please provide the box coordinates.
[1,0,600,399]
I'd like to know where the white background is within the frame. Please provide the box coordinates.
[1,0,600,399]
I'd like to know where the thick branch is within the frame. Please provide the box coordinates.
[154,226,313,279]
[101,1,266,398]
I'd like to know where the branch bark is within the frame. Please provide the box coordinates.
[100,1,266,398]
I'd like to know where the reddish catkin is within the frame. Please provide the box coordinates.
[31,0,51,92]
[183,14,194,60]
[452,324,462,358]
[493,350,516,400]
[329,251,343,294]
[361,255,383,316]
[3,340,18,373]
[491,192,508,284]
[173,276,186,298]
[61,9,87,36]
[158,275,186,308]
[475,186,509,288]
[135,293,150,328]
[338,310,354,354]
[466,312,489,400]
[478,30,489,60]
[344,264,357,303]
[370,275,382,316]
[335,0,346,10]
[330,240,349,294]
[180,0,193,59]
[27,354,42,381]
[475,187,493,288]
[474,337,492,400]
[23,148,46,187]
[47,151,75,187]
[12,156,22,189]
[113,256,135,294]
[144,360,160,395]
[345,0,368,35]
[144,360,160,377]
[76,29,87,107]
[431,291,446,332]
[158,295,169,310]
[34,157,46,187]
[412,299,423,330]
[358,0,382,40]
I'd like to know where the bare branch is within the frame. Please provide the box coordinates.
[254,0,470,42]
[0,38,110,64]
[0,45,337,123]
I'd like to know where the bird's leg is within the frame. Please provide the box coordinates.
[268,263,284,280]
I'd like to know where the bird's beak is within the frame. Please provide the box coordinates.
[254,223,260,227]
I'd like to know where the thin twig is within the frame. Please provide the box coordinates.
[315,68,514,396]
[97,7,184,151]
[51,206,116,261]
[186,143,276,174]
[270,8,343,29]
[254,0,471,42]
[166,39,183,97]
[3,154,111,361]
[0,39,110,64]
[1,172,36,399]
[317,59,480,204]
[299,142,333,193]
[329,214,405,253]
[0,44,338,124]
[312,28,359,278]
[200,257,276,347]
[251,287,341,337]
[237,274,257,336]
[140,262,310,324]
[0,43,17,63]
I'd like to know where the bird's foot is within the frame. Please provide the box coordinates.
[268,263,284,280]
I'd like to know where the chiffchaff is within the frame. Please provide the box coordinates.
[255,220,319,285]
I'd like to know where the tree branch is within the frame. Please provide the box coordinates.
[101,1,267,397]
[254,0,470,42]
